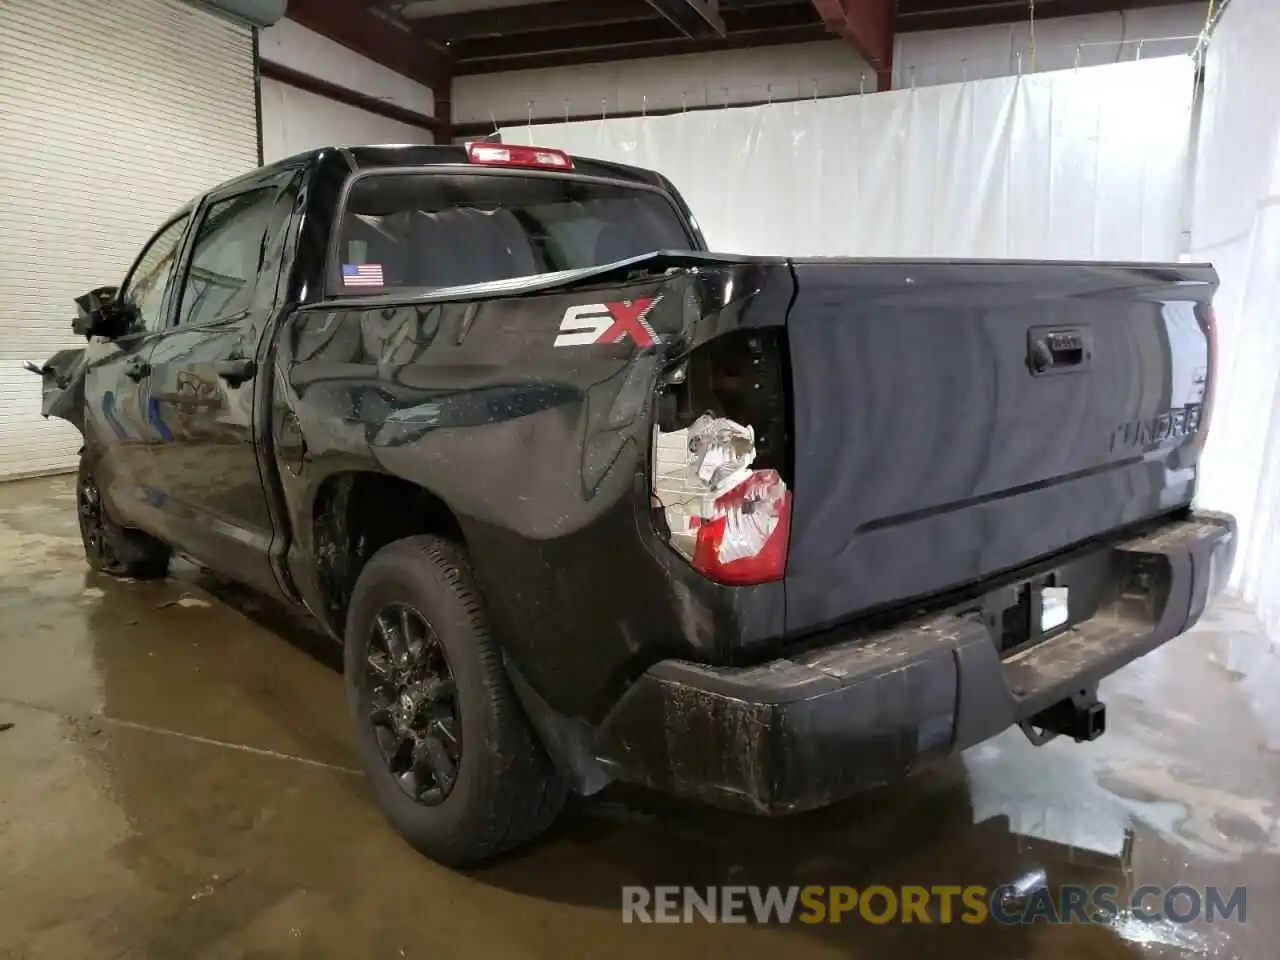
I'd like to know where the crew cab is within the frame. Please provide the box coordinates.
[33,143,1236,865]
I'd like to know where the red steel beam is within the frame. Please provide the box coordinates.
[811,0,893,89]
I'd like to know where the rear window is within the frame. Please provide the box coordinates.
[331,171,695,294]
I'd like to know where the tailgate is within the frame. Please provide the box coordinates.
[782,259,1216,636]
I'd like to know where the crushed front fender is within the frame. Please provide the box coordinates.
[35,348,87,435]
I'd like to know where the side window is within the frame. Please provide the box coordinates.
[121,215,191,333]
[175,188,279,328]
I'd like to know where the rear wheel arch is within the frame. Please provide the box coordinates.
[310,470,467,638]
[309,469,608,806]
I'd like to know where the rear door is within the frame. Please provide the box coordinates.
[145,176,294,598]
[781,259,1215,635]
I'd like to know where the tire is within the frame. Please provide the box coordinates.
[77,456,171,579]
[344,535,567,866]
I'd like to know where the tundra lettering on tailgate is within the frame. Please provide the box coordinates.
[554,298,661,348]
[1110,403,1203,452]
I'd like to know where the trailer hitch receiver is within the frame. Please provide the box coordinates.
[1020,693,1106,745]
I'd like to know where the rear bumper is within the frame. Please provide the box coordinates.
[594,511,1236,814]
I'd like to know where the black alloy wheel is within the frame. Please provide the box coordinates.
[363,603,463,805]
[75,456,171,579]
[77,469,108,565]
[344,534,566,864]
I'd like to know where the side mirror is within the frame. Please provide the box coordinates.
[72,286,128,339]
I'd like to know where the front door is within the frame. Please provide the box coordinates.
[83,211,193,532]
[145,182,291,598]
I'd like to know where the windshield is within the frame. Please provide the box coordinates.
[331,171,696,294]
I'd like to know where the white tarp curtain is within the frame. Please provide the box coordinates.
[505,56,1195,261]
[1190,0,1280,641]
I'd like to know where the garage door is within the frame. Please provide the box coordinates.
[0,0,259,481]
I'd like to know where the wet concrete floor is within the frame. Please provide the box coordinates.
[1,475,1278,959]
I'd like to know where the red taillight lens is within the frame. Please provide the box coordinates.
[466,142,574,170]
[653,412,790,585]
[690,469,790,584]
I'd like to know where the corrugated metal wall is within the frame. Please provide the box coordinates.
[0,0,259,479]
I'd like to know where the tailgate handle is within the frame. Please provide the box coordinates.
[1029,327,1090,375]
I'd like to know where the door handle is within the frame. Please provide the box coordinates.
[124,357,151,382]
[1028,327,1091,375]
[213,357,256,387]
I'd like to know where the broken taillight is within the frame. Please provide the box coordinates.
[689,463,791,584]
[652,355,791,585]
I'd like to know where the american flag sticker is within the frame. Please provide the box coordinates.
[343,263,384,287]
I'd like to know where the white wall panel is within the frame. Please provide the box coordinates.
[258,18,435,115]
[258,19,436,163]
[454,41,873,125]
[259,78,433,163]
[0,0,258,480]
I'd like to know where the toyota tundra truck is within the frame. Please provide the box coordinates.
[31,143,1236,866]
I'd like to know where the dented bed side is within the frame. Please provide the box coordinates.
[270,258,798,723]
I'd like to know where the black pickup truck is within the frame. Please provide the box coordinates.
[33,143,1235,866]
